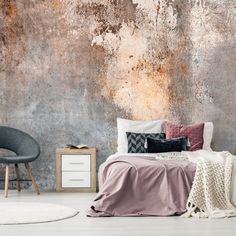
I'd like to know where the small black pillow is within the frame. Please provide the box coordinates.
[146,137,188,153]
[126,132,166,153]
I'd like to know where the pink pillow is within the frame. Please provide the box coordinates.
[164,122,204,151]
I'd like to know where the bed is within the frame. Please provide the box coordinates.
[87,119,236,218]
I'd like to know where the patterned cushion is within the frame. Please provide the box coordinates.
[126,132,166,153]
[164,122,204,151]
[156,152,188,161]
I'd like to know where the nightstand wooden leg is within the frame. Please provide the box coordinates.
[4,164,10,198]
[15,164,21,192]
[24,163,40,195]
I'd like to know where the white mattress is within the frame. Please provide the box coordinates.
[107,153,236,207]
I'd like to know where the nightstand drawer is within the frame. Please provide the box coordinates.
[62,172,91,188]
[56,148,96,192]
[61,155,90,171]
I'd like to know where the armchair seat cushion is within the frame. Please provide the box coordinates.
[0,155,37,164]
[0,126,40,164]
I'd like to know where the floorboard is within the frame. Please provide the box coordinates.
[0,191,236,236]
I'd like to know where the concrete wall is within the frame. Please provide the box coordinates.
[0,0,235,190]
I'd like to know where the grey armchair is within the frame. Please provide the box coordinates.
[0,126,40,197]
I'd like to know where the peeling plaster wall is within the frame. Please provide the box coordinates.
[0,0,235,190]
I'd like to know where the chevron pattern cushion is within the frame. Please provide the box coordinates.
[126,132,165,153]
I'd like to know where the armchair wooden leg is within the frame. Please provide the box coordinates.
[4,164,10,198]
[15,164,21,192]
[24,163,40,195]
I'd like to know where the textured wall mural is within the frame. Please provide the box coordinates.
[0,0,235,190]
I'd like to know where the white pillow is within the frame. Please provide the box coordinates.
[203,122,214,150]
[117,118,214,153]
[117,118,166,153]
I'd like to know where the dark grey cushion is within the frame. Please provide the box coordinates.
[146,137,188,153]
[0,155,38,164]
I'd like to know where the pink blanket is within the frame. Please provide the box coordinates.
[87,156,196,216]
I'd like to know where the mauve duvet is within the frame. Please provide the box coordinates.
[87,156,196,217]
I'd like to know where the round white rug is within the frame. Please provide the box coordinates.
[0,202,78,225]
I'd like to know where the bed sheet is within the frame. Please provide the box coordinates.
[108,153,236,207]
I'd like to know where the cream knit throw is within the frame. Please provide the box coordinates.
[183,150,236,218]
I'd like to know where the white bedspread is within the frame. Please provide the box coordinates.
[183,150,236,218]
[231,161,236,206]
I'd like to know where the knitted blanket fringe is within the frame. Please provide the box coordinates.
[182,150,236,218]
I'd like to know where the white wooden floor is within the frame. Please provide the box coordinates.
[0,191,236,236]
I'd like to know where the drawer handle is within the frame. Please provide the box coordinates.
[69,179,84,181]
[69,162,85,165]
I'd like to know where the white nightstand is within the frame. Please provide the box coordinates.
[56,148,96,192]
